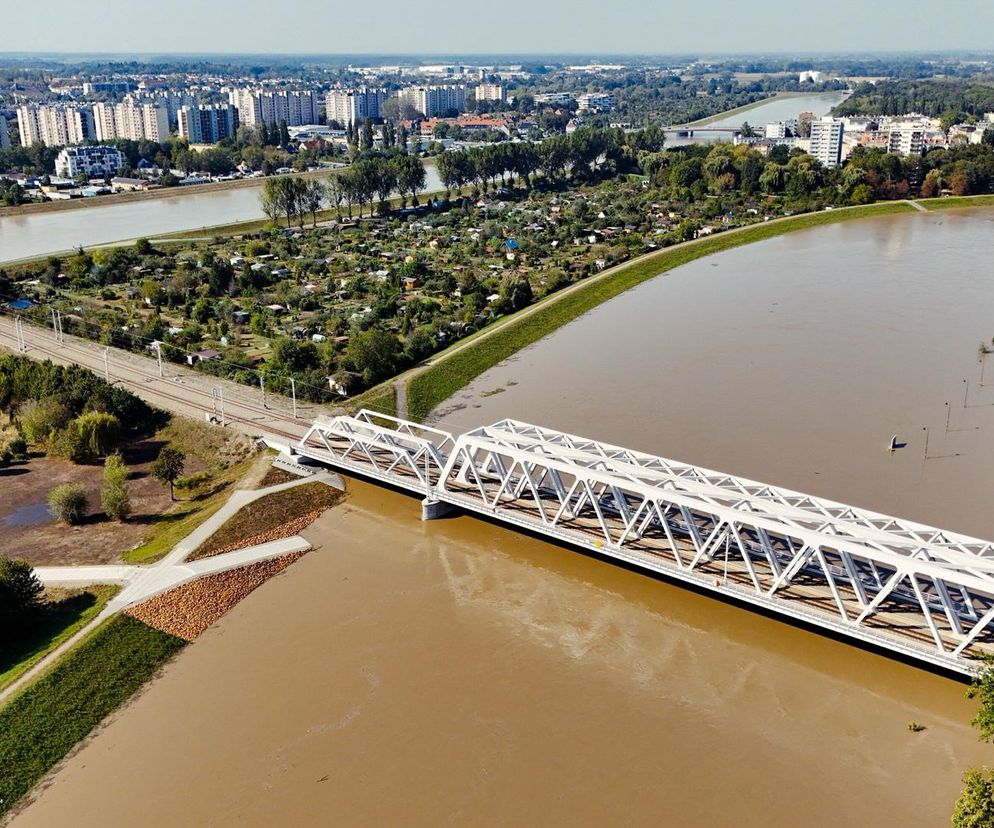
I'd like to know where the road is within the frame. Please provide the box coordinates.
[0,314,322,442]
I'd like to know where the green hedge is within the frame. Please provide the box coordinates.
[0,614,185,818]
[407,202,914,421]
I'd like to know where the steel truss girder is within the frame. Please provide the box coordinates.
[298,413,994,674]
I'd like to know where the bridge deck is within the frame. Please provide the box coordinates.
[298,411,994,676]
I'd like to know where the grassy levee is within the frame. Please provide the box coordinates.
[919,194,994,211]
[0,585,119,692]
[0,614,186,819]
[407,202,914,422]
[348,384,397,417]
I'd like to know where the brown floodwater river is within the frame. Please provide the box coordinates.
[12,209,994,826]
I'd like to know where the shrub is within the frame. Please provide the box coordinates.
[18,397,70,444]
[49,412,121,463]
[48,483,88,525]
[100,483,131,521]
[102,452,128,488]
[48,424,88,463]
[952,767,994,828]
[175,470,211,490]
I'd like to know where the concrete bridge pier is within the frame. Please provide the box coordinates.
[422,497,456,521]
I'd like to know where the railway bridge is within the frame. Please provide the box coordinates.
[292,410,994,677]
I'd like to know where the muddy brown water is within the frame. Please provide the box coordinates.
[10,483,990,827]
[12,210,994,826]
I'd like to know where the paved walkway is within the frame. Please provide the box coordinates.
[0,472,335,706]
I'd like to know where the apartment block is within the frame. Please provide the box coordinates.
[325,88,388,126]
[474,83,506,102]
[887,126,926,156]
[0,117,9,149]
[93,101,170,142]
[16,105,96,147]
[55,145,126,178]
[399,85,466,118]
[126,91,200,129]
[577,92,616,111]
[808,118,845,167]
[227,88,319,127]
[178,104,239,144]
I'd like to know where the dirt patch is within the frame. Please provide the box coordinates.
[256,465,301,488]
[124,553,306,640]
[188,482,343,561]
[0,442,207,567]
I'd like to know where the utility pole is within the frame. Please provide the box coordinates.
[218,386,225,427]
[153,342,163,378]
[290,377,297,419]
[51,308,59,339]
[56,310,64,343]
[15,316,26,352]
[102,347,110,382]
[260,374,267,409]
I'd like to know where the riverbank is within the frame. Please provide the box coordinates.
[403,201,917,422]
[0,167,340,220]
[683,91,810,128]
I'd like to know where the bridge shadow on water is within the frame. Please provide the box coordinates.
[332,466,971,684]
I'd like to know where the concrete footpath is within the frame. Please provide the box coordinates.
[0,473,337,706]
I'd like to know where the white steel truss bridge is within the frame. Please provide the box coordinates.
[298,410,994,676]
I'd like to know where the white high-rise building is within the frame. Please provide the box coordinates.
[0,117,9,149]
[126,91,200,129]
[92,101,170,142]
[398,85,466,118]
[16,105,95,147]
[325,88,388,126]
[808,118,844,167]
[227,88,319,127]
[474,83,505,103]
[178,104,239,144]
[887,127,926,156]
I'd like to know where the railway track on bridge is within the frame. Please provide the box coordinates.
[291,410,994,677]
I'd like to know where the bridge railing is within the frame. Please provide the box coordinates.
[298,411,453,492]
[436,423,994,672]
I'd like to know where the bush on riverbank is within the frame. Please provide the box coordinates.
[406,202,914,421]
[0,614,185,819]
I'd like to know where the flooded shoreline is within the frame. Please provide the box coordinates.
[435,208,994,541]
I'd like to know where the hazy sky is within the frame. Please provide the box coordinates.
[6,0,994,55]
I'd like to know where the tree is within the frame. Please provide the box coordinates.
[48,483,88,525]
[101,452,130,520]
[360,118,374,152]
[344,328,402,387]
[301,179,325,227]
[73,411,121,459]
[151,446,185,501]
[394,155,427,205]
[952,768,994,828]
[0,557,44,642]
[968,657,994,741]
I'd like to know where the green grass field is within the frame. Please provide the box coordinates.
[0,585,119,692]
[406,202,914,422]
[0,614,185,819]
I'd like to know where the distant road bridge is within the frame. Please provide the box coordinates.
[662,125,742,138]
[289,410,994,677]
